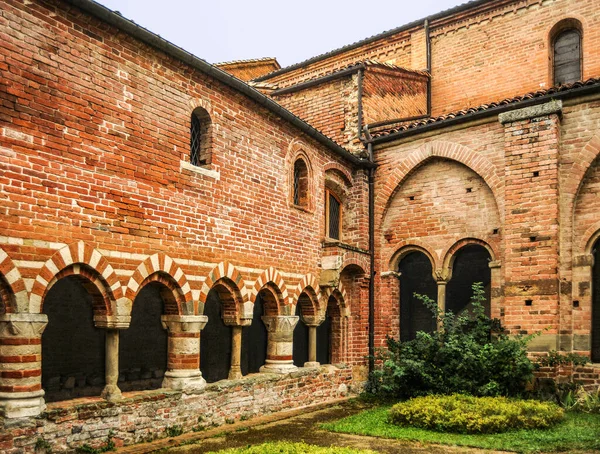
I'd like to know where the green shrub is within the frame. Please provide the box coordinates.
[367,282,534,398]
[208,441,377,453]
[388,394,564,434]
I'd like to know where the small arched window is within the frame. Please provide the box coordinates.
[552,21,582,86]
[293,158,309,207]
[190,107,211,166]
[325,190,342,240]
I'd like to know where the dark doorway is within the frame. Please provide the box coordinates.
[242,293,268,374]
[293,302,309,367]
[201,288,232,382]
[316,305,332,365]
[399,251,437,341]
[42,276,105,402]
[446,244,491,317]
[593,240,600,362]
[119,282,168,391]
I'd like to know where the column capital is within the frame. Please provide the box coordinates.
[0,313,47,338]
[161,315,207,333]
[261,315,299,335]
[301,314,325,327]
[94,315,131,330]
[434,269,450,283]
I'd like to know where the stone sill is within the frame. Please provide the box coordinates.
[180,160,220,180]
[44,364,348,416]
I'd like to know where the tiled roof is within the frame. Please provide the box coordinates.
[370,78,600,139]
[254,0,497,82]
[214,57,280,69]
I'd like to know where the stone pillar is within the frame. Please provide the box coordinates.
[228,324,246,379]
[161,315,208,391]
[260,315,299,374]
[436,280,447,330]
[0,313,48,418]
[101,329,121,402]
[95,315,130,402]
[301,315,325,368]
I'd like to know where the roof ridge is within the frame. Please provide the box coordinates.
[215,57,280,68]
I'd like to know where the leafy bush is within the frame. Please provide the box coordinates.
[534,350,590,368]
[208,441,377,454]
[388,394,564,434]
[367,283,534,398]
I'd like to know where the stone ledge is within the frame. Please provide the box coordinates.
[498,100,562,124]
[180,160,220,180]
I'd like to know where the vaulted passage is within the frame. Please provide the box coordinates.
[399,251,437,341]
[201,288,232,382]
[119,283,168,391]
[293,302,309,367]
[242,293,269,374]
[317,300,333,364]
[446,245,491,316]
[593,240,600,363]
[42,276,105,402]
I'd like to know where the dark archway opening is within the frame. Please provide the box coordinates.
[316,299,333,365]
[446,244,491,317]
[201,287,232,382]
[399,251,437,341]
[42,275,105,402]
[592,240,600,362]
[293,302,309,367]
[119,282,168,391]
[242,292,271,374]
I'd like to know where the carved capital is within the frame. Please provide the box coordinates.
[434,269,450,282]
[301,314,325,327]
[161,315,208,333]
[0,314,48,338]
[94,315,131,329]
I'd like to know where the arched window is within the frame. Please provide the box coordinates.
[325,190,342,240]
[190,107,211,166]
[293,159,309,207]
[552,21,582,86]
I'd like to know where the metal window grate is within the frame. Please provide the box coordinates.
[328,193,340,240]
[190,113,201,166]
[293,165,300,205]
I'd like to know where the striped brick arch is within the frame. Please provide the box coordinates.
[125,253,192,315]
[30,241,121,314]
[291,273,321,316]
[0,248,28,313]
[320,282,349,317]
[199,261,247,304]
[380,141,503,221]
[250,267,289,309]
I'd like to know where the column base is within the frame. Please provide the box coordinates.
[228,367,243,380]
[101,384,122,402]
[162,370,206,391]
[260,361,298,374]
[0,390,46,418]
[303,361,320,368]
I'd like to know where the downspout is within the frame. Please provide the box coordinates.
[367,141,375,373]
[357,67,364,142]
[425,19,432,116]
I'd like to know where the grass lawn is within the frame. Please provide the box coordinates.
[321,405,600,453]
[207,441,377,454]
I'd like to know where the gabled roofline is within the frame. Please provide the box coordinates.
[253,0,502,82]
[63,0,373,169]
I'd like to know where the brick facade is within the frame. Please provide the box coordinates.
[2,0,600,451]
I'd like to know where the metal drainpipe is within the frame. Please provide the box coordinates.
[357,68,364,142]
[368,141,375,373]
[425,19,432,116]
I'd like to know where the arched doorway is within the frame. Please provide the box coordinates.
[398,251,437,341]
[201,286,233,382]
[592,239,600,362]
[42,273,106,402]
[446,244,491,316]
[119,281,169,391]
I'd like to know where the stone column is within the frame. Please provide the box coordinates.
[95,315,130,402]
[224,314,252,380]
[436,280,447,330]
[260,315,299,374]
[161,315,208,391]
[301,315,325,368]
[101,330,121,401]
[0,313,48,418]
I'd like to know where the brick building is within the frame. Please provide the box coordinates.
[1,0,599,451]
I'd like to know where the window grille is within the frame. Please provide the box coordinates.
[328,192,341,240]
[190,112,202,166]
[293,165,300,205]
